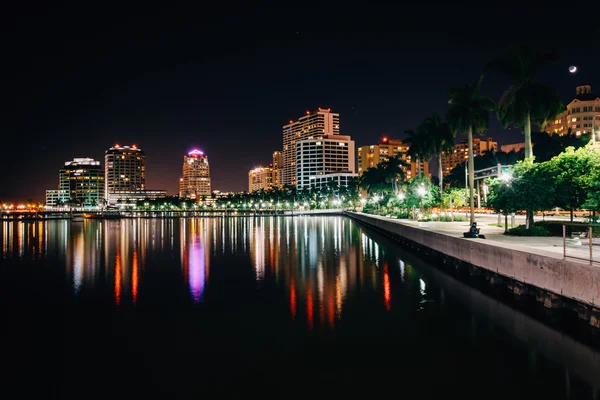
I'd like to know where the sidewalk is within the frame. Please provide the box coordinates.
[362,213,599,264]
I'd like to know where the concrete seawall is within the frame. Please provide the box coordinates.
[346,211,600,327]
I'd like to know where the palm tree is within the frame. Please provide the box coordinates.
[447,75,496,223]
[422,113,454,207]
[381,155,408,193]
[486,45,563,159]
[403,126,432,177]
[359,166,387,195]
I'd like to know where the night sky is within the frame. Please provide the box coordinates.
[4,2,599,202]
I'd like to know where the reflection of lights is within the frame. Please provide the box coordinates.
[132,250,138,303]
[189,236,206,303]
[399,259,405,281]
[290,279,296,319]
[307,288,314,331]
[383,264,391,310]
[115,251,121,305]
[420,279,426,295]
[72,227,84,293]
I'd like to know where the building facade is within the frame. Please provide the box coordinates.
[179,149,211,199]
[248,165,278,192]
[357,137,429,180]
[282,108,340,186]
[295,134,357,190]
[545,85,600,137]
[105,144,145,203]
[45,157,104,207]
[272,150,282,188]
[441,137,497,176]
[500,143,526,153]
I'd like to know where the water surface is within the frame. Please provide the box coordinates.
[1,217,599,399]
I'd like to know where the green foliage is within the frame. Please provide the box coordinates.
[542,146,600,219]
[446,76,496,136]
[583,181,600,213]
[506,225,551,236]
[441,188,466,209]
[426,214,468,222]
[444,149,524,188]
[487,177,518,214]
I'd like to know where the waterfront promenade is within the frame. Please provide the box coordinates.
[346,211,600,326]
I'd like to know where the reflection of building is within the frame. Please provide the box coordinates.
[296,134,357,190]
[45,157,104,207]
[248,165,278,192]
[545,85,600,136]
[282,108,340,186]
[179,149,211,199]
[357,137,428,180]
[441,137,497,176]
[501,143,526,153]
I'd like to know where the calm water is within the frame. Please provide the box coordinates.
[1,216,600,399]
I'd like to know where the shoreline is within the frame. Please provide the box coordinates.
[345,211,600,330]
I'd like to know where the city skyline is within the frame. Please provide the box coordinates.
[4,3,599,202]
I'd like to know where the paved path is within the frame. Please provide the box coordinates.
[358,213,599,265]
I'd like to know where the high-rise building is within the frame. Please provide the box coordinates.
[441,137,497,176]
[357,137,429,180]
[545,85,600,136]
[45,157,104,207]
[179,149,211,199]
[282,108,340,186]
[104,144,146,205]
[296,134,357,190]
[248,165,278,192]
[272,150,282,188]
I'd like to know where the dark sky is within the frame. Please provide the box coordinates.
[3,1,599,202]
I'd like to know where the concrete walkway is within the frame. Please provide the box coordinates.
[359,213,599,265]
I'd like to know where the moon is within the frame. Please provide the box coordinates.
[569,65,577,73]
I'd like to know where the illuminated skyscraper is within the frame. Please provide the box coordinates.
[179,149,211,199]
[282,108,340,186]
[357,137,429,180]
[104,144,146,204]
[248,165,277,192]
[45,157,104,207]
[296,134,357,190]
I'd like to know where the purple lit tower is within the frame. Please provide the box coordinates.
[179,149,211,199]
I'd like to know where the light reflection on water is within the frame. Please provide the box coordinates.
[1,216,600,396]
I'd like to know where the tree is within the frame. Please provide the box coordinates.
[446,75,496,223]
[380,155,408,193]
[532,130,589,163]
[543,145,600,221]
[441,188,466,210]
[359,165,388,195]
[486,45,563,160]
[498,160,554,227]
[422,113,454,209]
[403,126,432,177]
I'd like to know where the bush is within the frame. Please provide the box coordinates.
[506,225,551,236]
[426,214,468,222]
[534,221,600,237]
